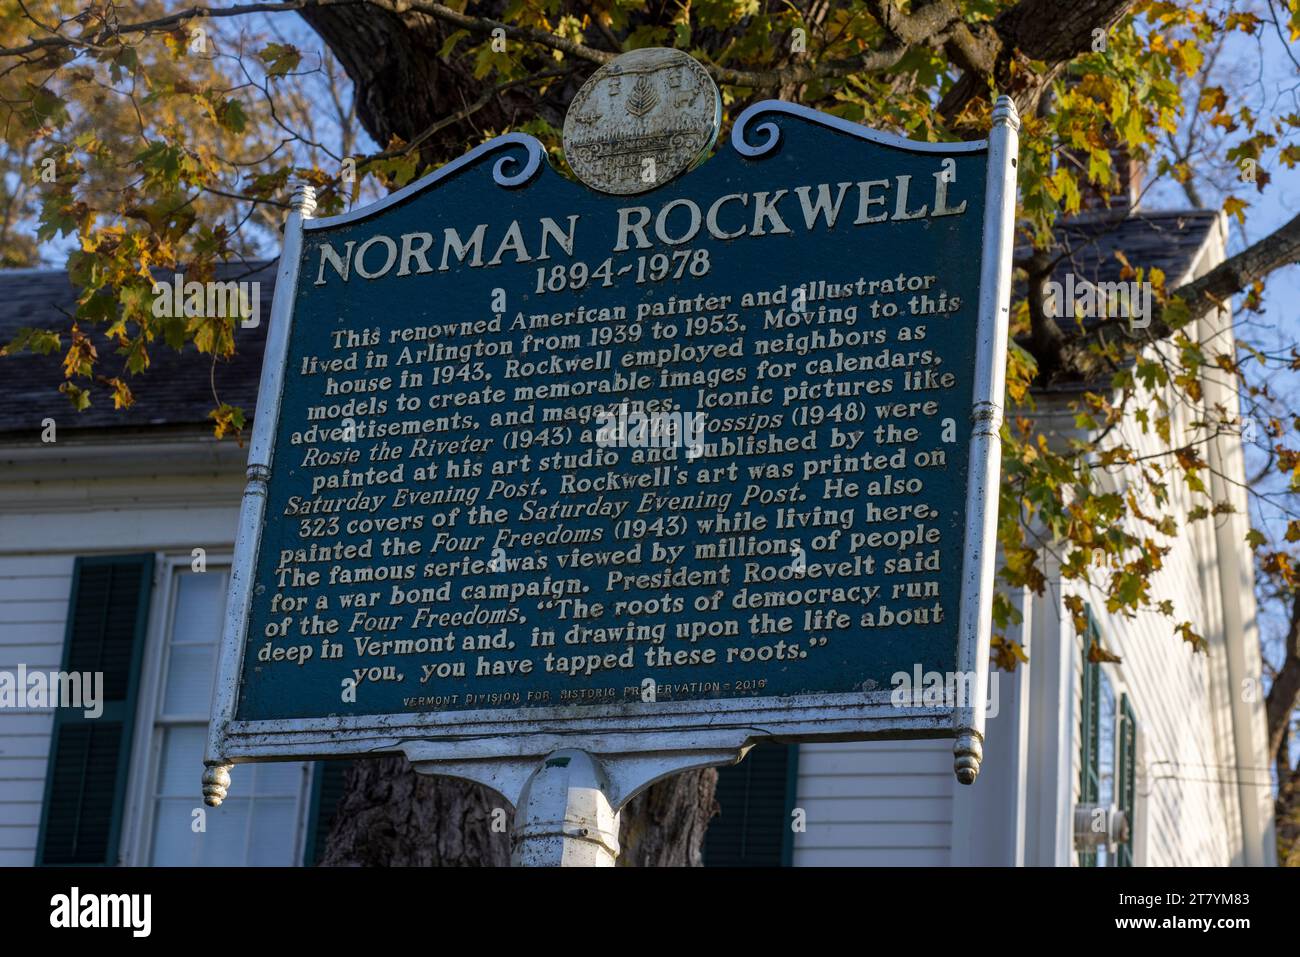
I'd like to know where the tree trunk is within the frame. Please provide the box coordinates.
[1266,595,1300,865]
[1276,760,1300,867]
[319,755,718,867]
[618,768,719,867]
[297,2,583,166]
[318,756,510,867]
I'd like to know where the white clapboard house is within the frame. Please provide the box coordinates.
[0,194,1276,866]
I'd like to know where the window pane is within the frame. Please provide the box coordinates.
[160,571,225,716]
[252,761,305,795]
[155,725,207,796]
[152,797,249,867]
[162,644,218,716]
[247,799,299,865]
[150,726,307,865]
[145,569,311,867]
[171,572,225,644]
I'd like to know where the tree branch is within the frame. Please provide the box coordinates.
[1025,249,1068,381]
[0,0,1149,137]
[938,0,1138,121]
[1053,211,1300,379]
[0,1,348,57]
[0,0,911,85]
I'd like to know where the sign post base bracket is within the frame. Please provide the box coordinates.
[405,746,747,866]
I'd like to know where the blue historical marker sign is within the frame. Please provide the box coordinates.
[206,86,1019,803]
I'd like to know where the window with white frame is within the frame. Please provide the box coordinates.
[136,562,313,865]
[1092,670,1118,866]
[1079,612,1139,868]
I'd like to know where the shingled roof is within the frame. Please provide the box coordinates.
[1017,208,1220,291]
[0,209,1219,439]
[1011,208,1221,391]
[0,261,274,438]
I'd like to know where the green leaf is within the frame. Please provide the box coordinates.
[2,327,62,356]
[209,403,246,441]
[439,30,471,57]
[258,43,303,78]
[216,98,248,134]
[59,381,91,411]
[21,83,69,131]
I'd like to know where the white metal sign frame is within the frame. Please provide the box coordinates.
[202,95,1021,830]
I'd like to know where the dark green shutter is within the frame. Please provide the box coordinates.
[1078,613,1101,868]
[1116,695,1137,867]
[36,554,154,866]
[704,742,799,867]
[304,761,351,865]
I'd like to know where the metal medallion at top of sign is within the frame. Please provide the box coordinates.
[562,48,721,195]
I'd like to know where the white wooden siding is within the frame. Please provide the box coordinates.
[792,739,952,865]
[0,555,74,865]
